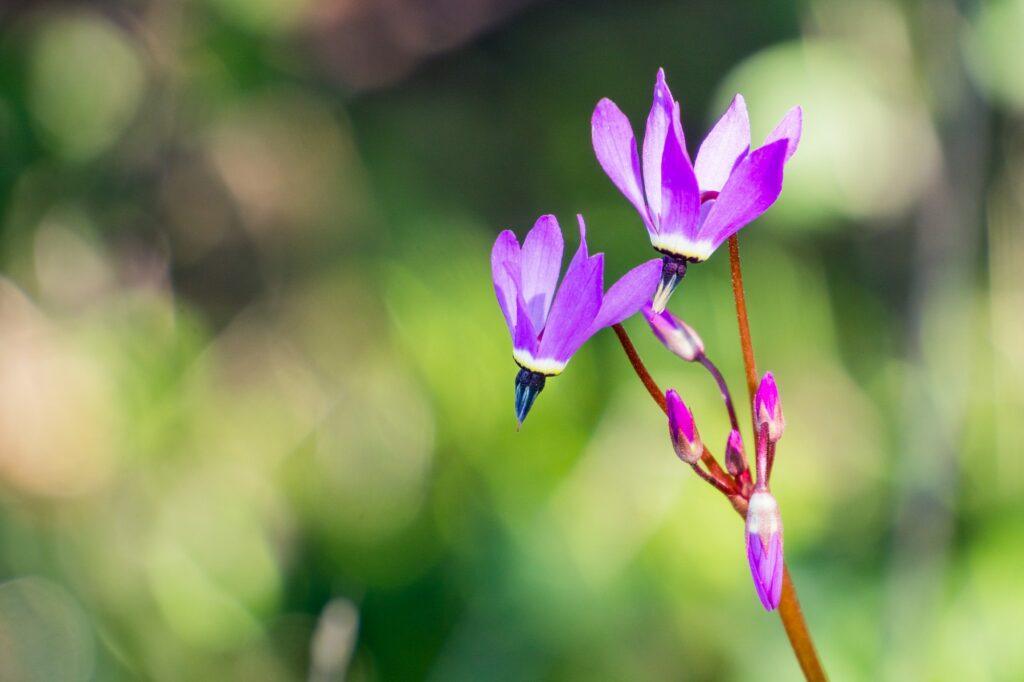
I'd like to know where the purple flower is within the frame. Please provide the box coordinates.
[592,68,802,311]
[492,214,662,426]
[642,304,705,361]
[666,389,702,464]
[754,371,785,442]
[746,490,784,611]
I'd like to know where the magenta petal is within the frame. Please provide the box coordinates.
[490,230,521,337]
[658,126,701,238]
[666,388,701,463]
[538,253,604,364]
[642,69,686,221]
[698,139,788,249]
[520,214,564,331]
[511,278,539,357]
[764,106,802,163]
[592,98,654,232]
[694,94,751,193]
[588,258,662,333]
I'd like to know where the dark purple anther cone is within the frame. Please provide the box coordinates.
[514,367,546,427]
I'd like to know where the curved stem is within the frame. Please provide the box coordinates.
[691,452,736,496]
[611,324,734,490]
[612,323,666,412]
[698,354,741,433]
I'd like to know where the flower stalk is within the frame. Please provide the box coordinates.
[698,354,741,434]
[611,321,826,681]
[728,235,759,404]
[726,236,826,681]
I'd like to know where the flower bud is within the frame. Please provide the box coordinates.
[724,429,747,477]
[642,304,705,362]
[754,372,785,442]
[666,389,702,464]
[745,490,784,611]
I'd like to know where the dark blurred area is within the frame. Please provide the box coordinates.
[0,0,1022,679]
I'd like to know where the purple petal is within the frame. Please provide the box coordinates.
[642,69,687,221]
[592,98,653,232]
[764,106,802,162]
[658,125,701,238]
[499,260,539,362]
[694,94,751,193]
[490,230,521,337]
[538,253,604,364]
[767,532,784,608]
[588,258,662,333]
[560,214,590,287]
[697,139,788,249]
[510,272,539,357]
[520,215,564,330]
[746,530,783,610]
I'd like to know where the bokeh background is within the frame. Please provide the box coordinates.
[0,0,1022,679]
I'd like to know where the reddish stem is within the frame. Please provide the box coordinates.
[727,236,827,681]
[611,324,734,491]
[728,236,759,406]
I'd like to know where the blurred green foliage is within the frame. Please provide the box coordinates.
[0,0,1022,680]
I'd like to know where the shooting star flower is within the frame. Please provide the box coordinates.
[592,68,802,311]
[491,214,661,426]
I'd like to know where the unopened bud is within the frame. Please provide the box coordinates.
[642,304,705,362]
[724,429,747,477]
[745,490,784,611]
[754,372,785,442]
[666,389,702,464]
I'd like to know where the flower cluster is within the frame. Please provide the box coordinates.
[489,69,801,613]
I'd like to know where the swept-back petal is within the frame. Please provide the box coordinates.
[520,214,564,330]
[697,139,788,250]
[694,94,751,193]
[490,230,521,336]
[511,283,539,357]
[642,69,686,220]
[589,258,662,333]
[538,253,604,364]
[764,105,802,162]
[658,125,701,238]
[592,98,653,232]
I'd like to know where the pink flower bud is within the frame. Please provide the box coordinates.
[745,490,784,611]
[724,429,747,477]
[642,305,705,362]
[754,372,785,442]
[666,389,702,464]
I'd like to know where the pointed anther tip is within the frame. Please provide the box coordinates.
[513,367,547,429]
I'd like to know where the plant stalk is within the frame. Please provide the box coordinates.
[726,235,827,681]
[611,317,826,681]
